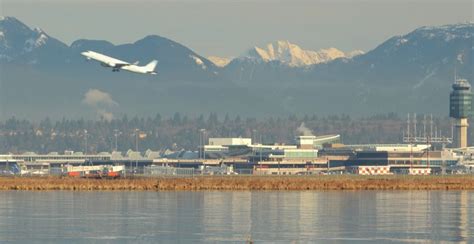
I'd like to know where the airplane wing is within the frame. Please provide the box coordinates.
[81,51,130,68]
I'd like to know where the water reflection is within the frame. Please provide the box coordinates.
[0,191,472,243]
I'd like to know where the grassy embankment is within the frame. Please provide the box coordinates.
[0,175,473,191]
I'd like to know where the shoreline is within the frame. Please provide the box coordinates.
[0,175,473,191]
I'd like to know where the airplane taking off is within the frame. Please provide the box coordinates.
[81,50,157,75]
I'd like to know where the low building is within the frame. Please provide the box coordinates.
[296,135,341,149]
[253,159,328,175]
[208,138,252,146]
[350,150,458,168]
[10,151,111,164]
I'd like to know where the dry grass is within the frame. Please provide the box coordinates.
[0,175,473,191]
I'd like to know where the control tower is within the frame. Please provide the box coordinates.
[449,79,473,148]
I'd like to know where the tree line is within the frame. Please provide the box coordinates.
[0,113,458,154]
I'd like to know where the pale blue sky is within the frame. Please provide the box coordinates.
[1,0,472,57]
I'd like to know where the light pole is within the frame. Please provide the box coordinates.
[327,157,329,172]
[259,134,262,162]
[84,129,88,155]
[203,130,206,160]
[199,130,202,159]
[200,129,206,160]
[135,128,139,173]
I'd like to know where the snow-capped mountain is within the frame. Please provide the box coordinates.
[0,16,219,81]
[301,22,474,114]
[207,56,231,67]
[346,50,365,58]
[0,16,223,119]
[322,22,474,86]
[239,40,363,67]
[1,16,473,119]
[69,35,220,81]
[0,16,68,64]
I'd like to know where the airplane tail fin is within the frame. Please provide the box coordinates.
[144,60,158,72]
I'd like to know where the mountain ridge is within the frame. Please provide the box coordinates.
[1,16,473,119]
[238,40,364,67]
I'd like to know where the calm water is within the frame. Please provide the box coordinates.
[0,191,472,243]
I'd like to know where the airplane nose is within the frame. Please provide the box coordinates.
[81,51,89,56]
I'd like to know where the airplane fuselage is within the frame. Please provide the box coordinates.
[81,50,157,75]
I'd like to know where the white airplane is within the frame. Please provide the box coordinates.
[81,50,157,75]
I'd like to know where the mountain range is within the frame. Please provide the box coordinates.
[235,40,363,67]
[0,16,473,119]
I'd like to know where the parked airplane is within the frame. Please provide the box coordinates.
[81,50,157,75]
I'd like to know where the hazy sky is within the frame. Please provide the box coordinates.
[1,0,472,57]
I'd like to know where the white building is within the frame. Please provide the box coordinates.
[208,138,252,146]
